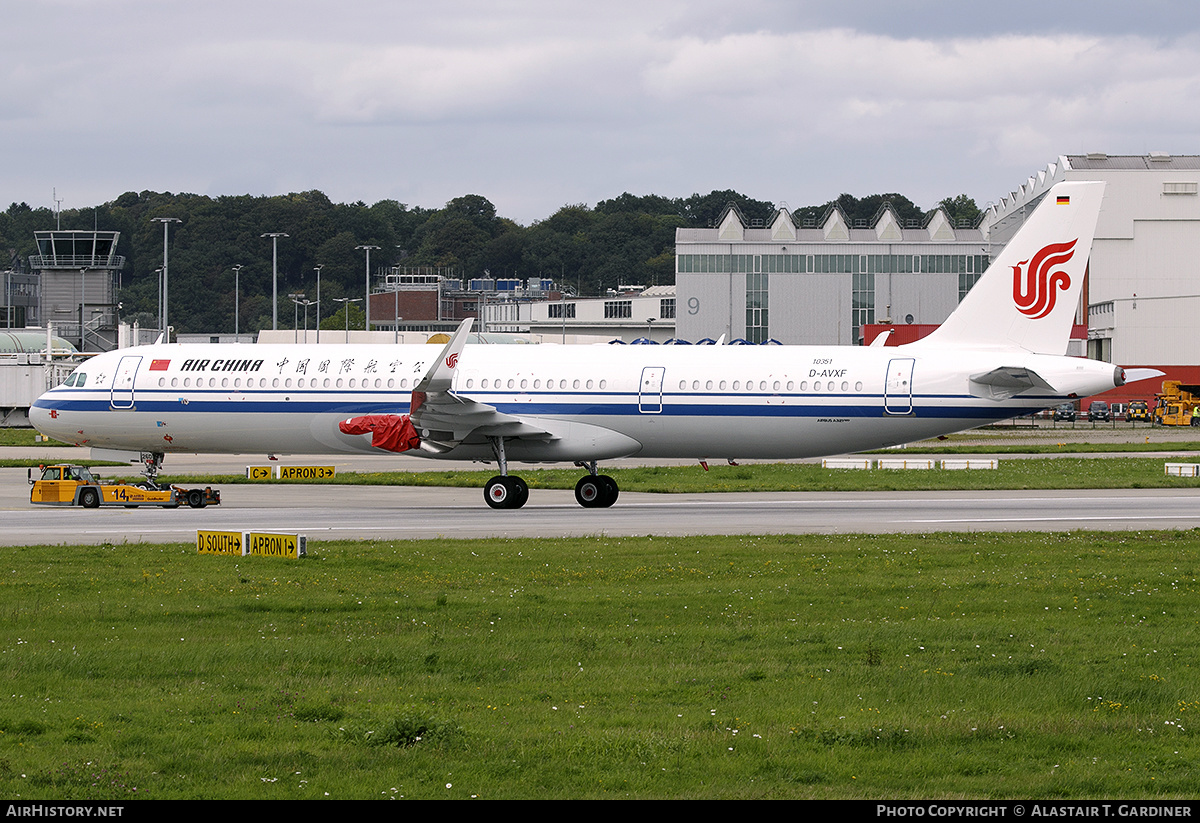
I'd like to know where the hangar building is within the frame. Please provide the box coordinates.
[674,199,991,346]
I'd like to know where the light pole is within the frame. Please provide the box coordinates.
[151,216,181,333]
[262,232,288,330]
[231,264,244,338]
[79,267,88,350]
[300,299,314,343]
[154,267,163,336]
[646,317,655,342]
[334,297,361,343]
[356,245,379,333]
[289,293,305,343]
[313,264,323,339]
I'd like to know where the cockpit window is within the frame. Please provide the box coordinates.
[61,372,86,388]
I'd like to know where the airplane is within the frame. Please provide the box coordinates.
[30,180,1157,509]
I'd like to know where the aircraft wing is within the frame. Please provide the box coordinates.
[407,318,558,453]
[408,392,557,452]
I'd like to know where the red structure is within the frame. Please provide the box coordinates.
[860,323,939,346]
[861,323,1090,347]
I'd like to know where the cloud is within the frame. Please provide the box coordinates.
[5,3,1200,222]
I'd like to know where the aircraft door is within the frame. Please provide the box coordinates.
[111,355,142,409]
[638,366,665,413]
[884,358,915,415]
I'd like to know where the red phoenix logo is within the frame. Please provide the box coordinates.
[446,353,459,369]
[1012,239,1077,319]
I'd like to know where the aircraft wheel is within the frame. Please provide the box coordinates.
[596,474,619,508]
[79,488,100,509]
[575,475,607,508]
[509,476,529,509]
[485,476,527,509]
[575,475,599,507]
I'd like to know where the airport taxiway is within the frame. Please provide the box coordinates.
[6,426,1200,546]
[4,458,1200,546]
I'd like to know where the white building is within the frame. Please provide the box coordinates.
[674,202,989,345]
[484,286,677,342]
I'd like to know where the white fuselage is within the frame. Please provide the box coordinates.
[29,339,1121,464]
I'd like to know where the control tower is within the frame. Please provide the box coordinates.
[29,230,125,351]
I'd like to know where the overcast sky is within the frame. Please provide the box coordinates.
[7,0,1200,224]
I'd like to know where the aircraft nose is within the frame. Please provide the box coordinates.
[29,395,63,439]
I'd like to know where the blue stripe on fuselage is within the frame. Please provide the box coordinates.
[32,388,1051,421]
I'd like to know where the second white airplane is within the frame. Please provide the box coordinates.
[31,180,1150,509]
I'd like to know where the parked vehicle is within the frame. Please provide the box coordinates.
[1087,401,1111,422]
[1128,400,1150,421]
[29,464,220,509]
[1154,381,1200,426]
[1053,402,1077,422]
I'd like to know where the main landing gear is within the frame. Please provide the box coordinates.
[484,474,529,509]
[573,464,618,509]
[483,436,529,510]
[482,438,619,510]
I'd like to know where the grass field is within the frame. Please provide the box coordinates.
[3,530,1199,799]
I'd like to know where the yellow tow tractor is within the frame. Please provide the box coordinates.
[29,464,220,509]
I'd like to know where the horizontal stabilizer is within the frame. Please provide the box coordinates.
[968,366,1055,400]
[1123,368,1165,384]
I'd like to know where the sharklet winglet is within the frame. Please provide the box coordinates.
[414,318,473,394]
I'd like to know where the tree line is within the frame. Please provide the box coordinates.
[0,188,981,335]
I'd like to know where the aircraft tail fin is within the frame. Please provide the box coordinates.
[910,181,1104,355]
